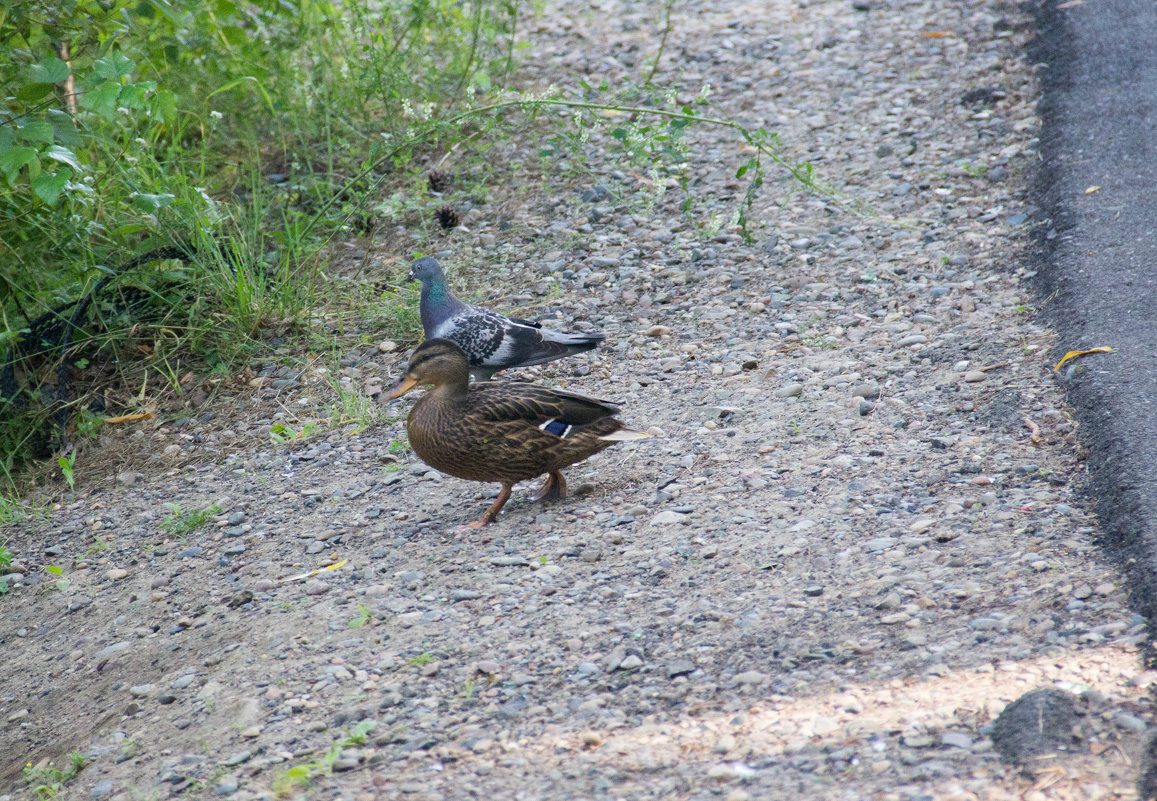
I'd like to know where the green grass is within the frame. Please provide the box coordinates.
[348,603,373,629]
[0,538,11,594]
[0,0,830,509]
[22,751,88,799]
[271,721,376,798]
[159,503,222,540]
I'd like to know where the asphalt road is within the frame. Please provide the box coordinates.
[1030,2,1157,785]
[1030,1,1157,790]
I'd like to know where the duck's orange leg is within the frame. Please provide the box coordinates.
[464,482,513,528]
[531,471,567,502]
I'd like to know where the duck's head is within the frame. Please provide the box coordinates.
[407,256,445,286]
[385,339,470,400]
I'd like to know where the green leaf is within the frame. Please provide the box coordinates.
[47,111,82,147]
[736,164,749,178]
[43,145,81,171]
[17,83,54,102]
[111,223,150,237]
[118,82,154,110]
[31,57,70,84]
[132,193,174,212]
[80,81,121,119]
[19,121,54,144]
[32,168,71,204]
[221,25,248,46]
[0,146,37,183]
[93,52,135,81]
[150,89,177,125]
[0,126,12,153]
[46,565,63,576]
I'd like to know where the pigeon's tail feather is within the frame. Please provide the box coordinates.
[512,331,603,368]
[540,330,605,351]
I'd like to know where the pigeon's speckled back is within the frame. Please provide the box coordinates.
[407,257,604,381]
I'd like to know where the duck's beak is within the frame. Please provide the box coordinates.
[385,374,420,401]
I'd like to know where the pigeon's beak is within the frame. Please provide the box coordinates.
[406,269,417,282]
[385,374,420,401]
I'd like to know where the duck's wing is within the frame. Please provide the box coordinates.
[467,381,620,428]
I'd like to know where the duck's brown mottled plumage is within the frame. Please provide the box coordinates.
[385,339,650,528]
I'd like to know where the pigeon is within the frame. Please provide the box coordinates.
[407,257,604,381]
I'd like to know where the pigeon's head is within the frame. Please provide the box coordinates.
[408,257,445,286]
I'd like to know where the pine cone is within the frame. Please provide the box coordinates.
[427,170,451,193]
[435,206,460,230]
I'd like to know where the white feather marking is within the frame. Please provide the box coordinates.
[431,319,456,339]
[538,418,573,438]
[490,337,519,361]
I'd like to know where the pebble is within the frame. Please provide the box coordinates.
[223,750,252,767]
[650,510,686,526]
[774,383,804,398]
[733,671,765,685]
[1113,712,1146,732]
[106,568,128,580]
[941,731,973,748]
[129,684,155,697]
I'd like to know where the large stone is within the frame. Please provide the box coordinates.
[991,689,1082,764]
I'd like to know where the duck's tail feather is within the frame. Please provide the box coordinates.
[598,427,653,442]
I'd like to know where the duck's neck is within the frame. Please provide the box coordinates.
[426,376,470,406]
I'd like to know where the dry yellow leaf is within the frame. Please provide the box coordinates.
[1054,346,1115,372]
[1085,185,1101,194]
[105,413,153,424]
[281,559,349,583]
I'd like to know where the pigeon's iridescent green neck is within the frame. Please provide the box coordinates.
[419,272,457,332]
[423,276,448,302]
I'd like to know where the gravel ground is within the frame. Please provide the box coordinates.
[2,1,1154,800]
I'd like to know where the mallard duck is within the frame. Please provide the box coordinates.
[408,257,604,381]
[385,338,651,528]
